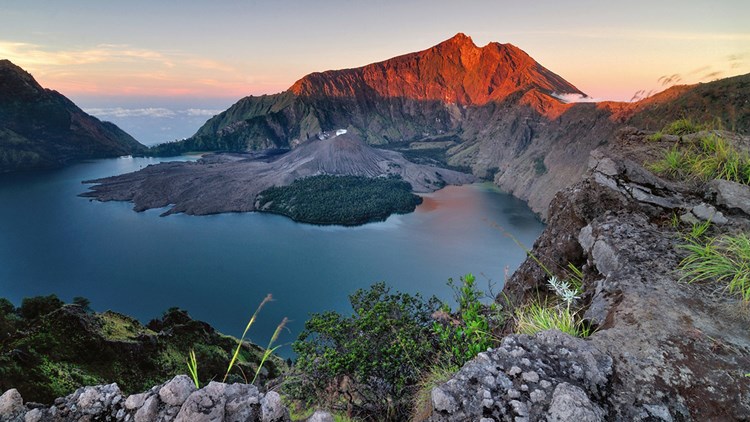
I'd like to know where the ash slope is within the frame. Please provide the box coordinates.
[82,133,475,217]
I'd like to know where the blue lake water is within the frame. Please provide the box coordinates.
[0,156,544,356]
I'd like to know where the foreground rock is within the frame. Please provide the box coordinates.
[1,376,290,422]
[431,129,750,421]
[82,134,475,217]
[428,330,612,421]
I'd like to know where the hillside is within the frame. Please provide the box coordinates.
[0,60,146,172]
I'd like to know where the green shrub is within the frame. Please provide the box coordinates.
[290,282,439,420]
[647,131,664,142]
[432,274,499,365]
[19,295,64,321]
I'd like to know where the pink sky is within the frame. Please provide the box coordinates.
[1,1,748,103]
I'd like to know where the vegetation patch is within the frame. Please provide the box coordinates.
[679,230,750,302]
[0,296,286,403]
[256,175,423,226]
[649,132,750,185]
[286,275,503,421]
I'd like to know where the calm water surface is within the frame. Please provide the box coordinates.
[0,156,544,355]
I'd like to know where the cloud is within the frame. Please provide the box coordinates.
[551,93,600,103]
[85,107,223,119]
[185,108,223,116]
[85,107,177,118]
[0,39,255,97]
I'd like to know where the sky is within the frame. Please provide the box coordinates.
[1,0,748,143]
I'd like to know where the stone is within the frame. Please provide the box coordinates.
[307,410,335,422]
[23,408,42,422]
[0,389,24,421]
[124,392,148,410]
[224,383,261,422]
[710,179,750,215]
[546,383,605,422]
[134,395,160,422]
[176,382,226,422]
[260,391,288,422]
[431,386,458,413]
[521,371,539,383]
[691,203,727,224]
[159,375,196,407]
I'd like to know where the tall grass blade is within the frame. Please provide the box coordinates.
[223,293,273,383]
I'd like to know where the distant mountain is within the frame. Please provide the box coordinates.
[152,33,585,155]
[148,35,750,217]
[0,60,146,173]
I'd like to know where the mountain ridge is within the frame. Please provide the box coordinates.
[0,59,146,173]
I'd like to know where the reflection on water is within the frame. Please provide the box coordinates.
[0,158,544,357]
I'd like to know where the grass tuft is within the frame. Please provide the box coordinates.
[223,294,273,383]
[679,233,750,302]
[515,298,590,338]
[649,132,750,185]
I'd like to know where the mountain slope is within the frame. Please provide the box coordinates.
[152,33,585,155]
[0,60,146,172]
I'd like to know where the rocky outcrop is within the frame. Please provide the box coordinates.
[0,60,145,172]
[428,330,612,422]
[430,130,750,420]
[0,376,291,422]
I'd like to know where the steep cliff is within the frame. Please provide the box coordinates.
[428,128,750,421]
[0,60,146,172]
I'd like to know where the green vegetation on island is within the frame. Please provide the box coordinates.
[256,174,423,226]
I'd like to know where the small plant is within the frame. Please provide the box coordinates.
[647,131,664,142]
[546,276,580,308]
[252,317,289,384]
[688,220,712,240]
[514,297,590,337]
[186,349,199,388]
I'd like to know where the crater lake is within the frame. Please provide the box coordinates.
[0,156,544,356]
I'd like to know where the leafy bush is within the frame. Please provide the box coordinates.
[288,276,504,420]
[19,294,64,321]
[290,282,439,419]
[432,274,499,364]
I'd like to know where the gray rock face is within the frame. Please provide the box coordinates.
[159,375,196,407]
[0,389,24,421]
[710,178,750,215]
[1,379,291,422]
[546,383,605,422]
[500,144,750,421]
[427,330,612,421]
